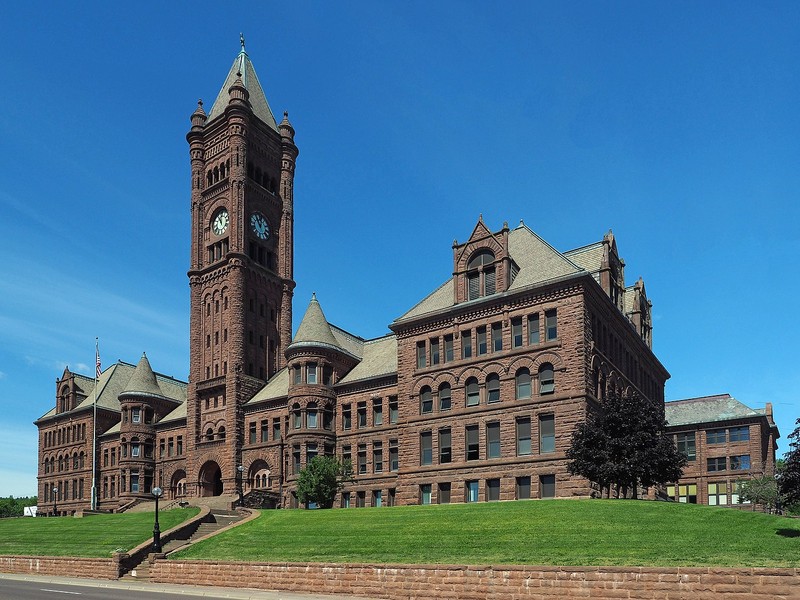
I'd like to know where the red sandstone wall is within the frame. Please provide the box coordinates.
[0,556,119,580]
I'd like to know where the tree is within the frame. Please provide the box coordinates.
[779,418,800,511]
[567,388,686,498]
[0,496,38,518]
[296,456,353,509]
[737,475,779,512]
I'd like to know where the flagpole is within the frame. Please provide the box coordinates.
[91,337,99,511]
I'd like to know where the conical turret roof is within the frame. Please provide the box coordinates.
[121,353,164,397]
[207,36,277,130]
[290,293,342,350]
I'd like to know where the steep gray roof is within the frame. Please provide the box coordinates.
[121,353,164,397]
[207,44,277,130]
[248,367,290,404]
[289,294,348,352]
[339,335,397,384]
[665,394,767,427]
[564,241,604,283]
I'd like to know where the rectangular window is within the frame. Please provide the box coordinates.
[373,398,383,426]
[131,472,140,493]
[486,478,500,502]
[357,444,367,474]
[730,455,751,470]
[438,482,451,504]
[388,488,396,506]
[341,492,351,508]
[528,314,540,345]
[468,272,480,300]
[477,327,487,355]
[249,422,257,444]
[307,409,318,429]
[708,482,728,506]
[373,442,383,473]
[466,425,479,461]
[484,268,496,295]
[491,322,502,352]
[420,484,432,505]
[420,431,433,466]
[539,414,555,454]
[292,446,301,474]
[416,341,426,369]
[307,363,317,384]
[466,480,479,503]
[389,397,399,424]
[439,428,452,464]
[132,408,141,423]
[516,417,532,455]
[293,367,301,385]
[356,491,366,508]
[272,418,281,441]
[357,402,367,428]
[707,429,726,444]
[545,309,557,341]
[342,445,351,466]
[389,439,399,471]
[516,476,531,500]
[487,422,501,459]
[444,335,454,362]
[676,432,696,461]
[373,490,382,507]
[707,457,727,472]
[512,317,523,348]
[131,444,140,457]
[430,338,440,365]
[540,474,556,498]
[462,331,472,358]
[261,419,269,443]
[306,443,318,463]
[729,426,750,442]
[343,405,352,430]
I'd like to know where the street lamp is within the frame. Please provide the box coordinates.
[52,486,58,517]
[236,465,244,507]
[151,486,163,553]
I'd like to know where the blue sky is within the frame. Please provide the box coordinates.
[1,1,798,497]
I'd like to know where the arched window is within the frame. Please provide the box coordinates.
[72,452,79,469]
[79,452,85,468]
[420,387,433,414]
[486,373,501,403]
[515,368,531,399]
[438,383,451,411]
[218,427,226,440]
[465,377,480,406]
[539,363,555,394]
[206,428,214,441]
[292,403,302,429]
[467,249,496,300]
[307,403,318,429]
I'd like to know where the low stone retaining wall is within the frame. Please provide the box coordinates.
[150,561,800,599]
[0,555,120,580]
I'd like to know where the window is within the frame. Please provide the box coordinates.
[373,398,383,426]
[487,422,501,459]
[708,482,728,506]
[515,368,531,399]
[248,422,257,444]
[491,322,502,352]
[516,476,531,500]
[512,317,523,348]
[439,383,451,411]
[357,402,367,428]
[131,442,140,457]
[538,363,555,394]
[462,331,472,358]
[528,314,540,344]
[261,420,269,443]
[306,442,318,463]
[307,404,318,429]
[373,442,383,473]
[389,439,399,471]
[307,363,317,384]
[707,457,727,472]
[438,482,451,504]
[545,309,557,341]
[373,490,382,507]
[420,484,432,505]
[486,373,500,403]
[444,335,454,362]
[131,472,140,493]
[420,432,432,466]
[292,404,301,429]
[466,425,479,461]
[467,250,496,300]
[707,429,726,444]
[356,491,366,508]
[416,341,426,369]
[430,338,440,365]
[293,367,301,385]
[132,408,141,423]
[176,436,183,455]
[517,418,532,455]
[676,432,696,461]
[539,414,555,453]
[466,480,479,503]
[486,478,500,502]
[343,405,352,430]
[323,365,333,386]
[439,428,451,464]
[341,492,351,508]
[389,398,399,423]
[540,474,556,498]
[420,387,433,414]
[357,444,367,475]
[729,426,750,442]
[292,446,301,474]
[730,455,750,470]
[465,378,480,406]
[477,327,487,355]
[272,419,281,441]
[342,445,351,466]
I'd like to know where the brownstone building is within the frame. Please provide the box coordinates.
[35,42,766,514]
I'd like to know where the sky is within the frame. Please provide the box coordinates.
[0,1,798,498]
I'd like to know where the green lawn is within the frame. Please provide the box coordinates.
[0,508,198,557]
[172,500,800,567]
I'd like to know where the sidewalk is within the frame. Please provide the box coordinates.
[0,572,379,600]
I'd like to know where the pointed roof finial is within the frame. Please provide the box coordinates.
[240,32,246,51]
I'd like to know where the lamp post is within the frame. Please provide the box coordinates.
[52,486,58,517]
[151,486,163,553]
[236,465,244,507]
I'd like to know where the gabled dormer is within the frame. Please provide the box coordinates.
[452,217,516,304]
[627,277,653,348]
[599,230,625,311]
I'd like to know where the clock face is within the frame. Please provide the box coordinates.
[250,212,270,240]
[211,209,229,236]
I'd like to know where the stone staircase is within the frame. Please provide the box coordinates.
[120,507,245,582]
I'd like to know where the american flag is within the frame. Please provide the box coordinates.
[95,339,101,378]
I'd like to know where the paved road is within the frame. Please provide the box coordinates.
[0,574,378,600]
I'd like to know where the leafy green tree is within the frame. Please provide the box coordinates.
[567,388,685,498]
[296,456,353,509]
[779,418,800,511]
[0,496,38,518]
[736,475,779,512]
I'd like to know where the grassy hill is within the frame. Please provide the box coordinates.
[0,508,198,557]
[172,500,800,567]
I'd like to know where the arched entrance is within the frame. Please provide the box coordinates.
[170,469,187,499]
[199,461,223,497]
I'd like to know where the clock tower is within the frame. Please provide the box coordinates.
[185,39,298,498]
